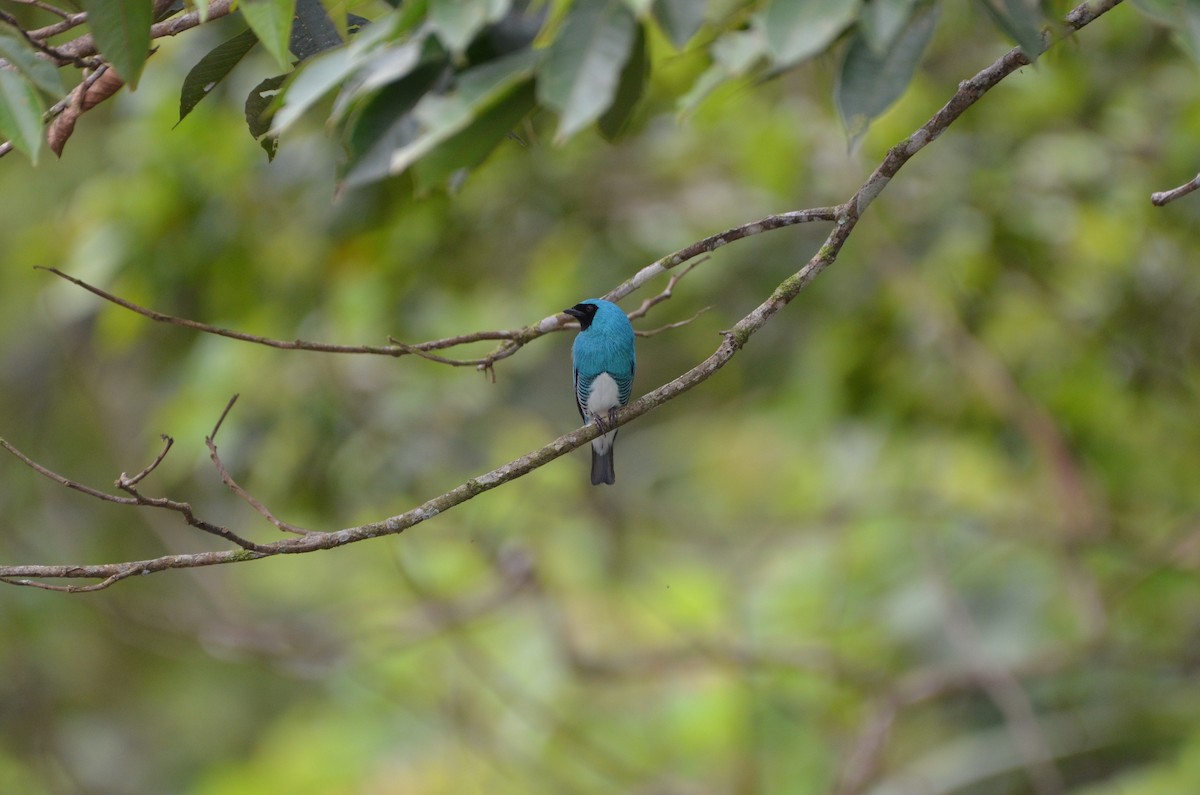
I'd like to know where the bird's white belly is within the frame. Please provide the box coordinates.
[586,373,620,414]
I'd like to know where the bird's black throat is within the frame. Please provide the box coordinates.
[564,302,599,331]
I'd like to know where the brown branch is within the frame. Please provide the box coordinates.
[0,0,1125,591]
[205,395,312,536]
[1151,171,1200,206]
[115,434,173,489]
[34,0,234,63]
[8,0,75,21]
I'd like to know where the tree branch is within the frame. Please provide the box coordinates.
[0,0,1126,592]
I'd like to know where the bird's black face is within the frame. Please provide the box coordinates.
[564,302,599,331]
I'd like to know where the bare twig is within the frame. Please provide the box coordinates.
[634,305,711,337]
[115,434,173,489]
[205,395,312,536]
[0,0,1126,591]
[626,258,707,320]
[1151,171,1200,206]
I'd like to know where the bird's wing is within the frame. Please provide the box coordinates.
[573,366,588,421]
[615,359,635,406]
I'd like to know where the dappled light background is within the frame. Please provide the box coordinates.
[3,3,1200,793]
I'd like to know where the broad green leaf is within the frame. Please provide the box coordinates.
[412,78,535,192]
[177,28,258,125]
[79,0,152,88]
[975,0,1046,60]
[0,70,45,164]
[241,0,298,71]
[651,0,706,48]
[389,48,538,175]
[341,61,445,188]
[763,0,861,69]
[598,22,647,140]
[537,0,637,143]
[331,39,427,121]
[429,0,512,55]
[290,0,343,61]
[0,30,64,97]
[859,0,918,54]
[272,45,358,132]
[836,4,937,147]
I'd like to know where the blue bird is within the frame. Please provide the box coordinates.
[564,299,636,485]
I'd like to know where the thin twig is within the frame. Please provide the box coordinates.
[1151,171,1200,206]
[635,306,711,337]
[205,395,313,536]
[115,434,173,489]
[626,258,707,321]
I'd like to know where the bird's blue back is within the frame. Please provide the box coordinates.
[572,299,636,408]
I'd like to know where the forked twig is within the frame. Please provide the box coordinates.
[206,395,312,535]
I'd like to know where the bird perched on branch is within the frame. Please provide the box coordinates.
[564,299,636,485]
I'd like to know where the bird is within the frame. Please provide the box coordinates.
[564,299,636,485]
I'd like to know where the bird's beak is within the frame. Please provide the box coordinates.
[563,307,585,320]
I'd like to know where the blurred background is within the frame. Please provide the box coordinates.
[3,2,1200,793]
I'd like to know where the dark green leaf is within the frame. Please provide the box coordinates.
[386,49,538,176]
[764,0,860,69]
[79,0,152,88]
[290,0,342,61]
[598,23,647,141]
[0,30,64,97]
[537,0,637,143]
[975,0,1047,60]
[240,0,298,70]
[836,4,937,147]
[0,70,45,164]
[341,61,446,188]
[177,28,258,125]
[652,0,706,48]
[245,73,286,159]
[412,78,535,192]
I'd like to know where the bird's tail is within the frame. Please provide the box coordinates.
[590,444,616,485]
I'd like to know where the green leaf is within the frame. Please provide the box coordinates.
[177,28,258,125]
[537,0,637,143]
[835,3,937,147]
[651,0,706,48]
[763,0,861,69]
[240,0,298,71]
[0,70,45,165]
[975,0,1046,60]
[0,30,64,97]
[245,73,286,159]
[272,45,358,132]
[79,0,152,88]
[429,0,512,55]
[412,78,535,192]
[341,61,445,188]
[859,0,919,54]
[598,23,647,140]
[290,0,343,61]
[388,48,538,176]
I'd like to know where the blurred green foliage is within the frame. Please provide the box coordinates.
[3,2,1200,794]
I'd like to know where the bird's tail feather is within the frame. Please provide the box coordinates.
[590,447,615,485]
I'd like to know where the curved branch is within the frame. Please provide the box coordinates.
[0,0,1125,592]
